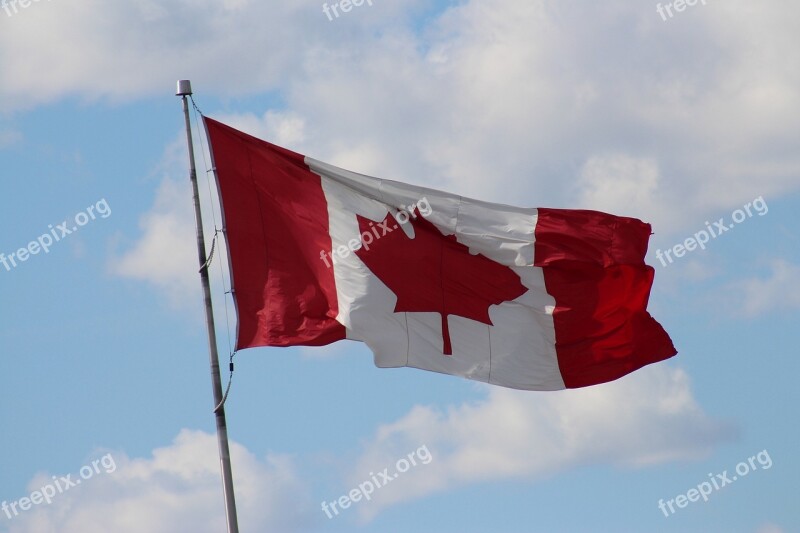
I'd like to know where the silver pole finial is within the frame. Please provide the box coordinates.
[176,79,193,96]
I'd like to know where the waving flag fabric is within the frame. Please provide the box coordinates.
[204,117,676,390]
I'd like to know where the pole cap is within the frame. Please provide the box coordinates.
[176,80,193,96]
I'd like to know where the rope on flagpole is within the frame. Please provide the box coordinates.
[190,95,238,410]
[199,232,217,272]
[214,351,237,413]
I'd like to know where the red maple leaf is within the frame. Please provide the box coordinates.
[355,209,528,355]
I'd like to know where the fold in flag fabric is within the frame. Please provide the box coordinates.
[204,117,677,391]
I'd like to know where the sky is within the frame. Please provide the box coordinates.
[0,0,798,532]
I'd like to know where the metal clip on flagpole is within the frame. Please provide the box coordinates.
[176,79,240,533]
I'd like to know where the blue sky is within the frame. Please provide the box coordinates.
[1,1,798,532]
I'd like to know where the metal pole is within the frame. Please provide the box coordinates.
[176,80,240,533]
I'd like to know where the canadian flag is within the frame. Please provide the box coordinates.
[204,117,677,391]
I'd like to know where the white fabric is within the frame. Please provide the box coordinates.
[308,157,565,390]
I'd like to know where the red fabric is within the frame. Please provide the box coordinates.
[204,117,346,349]
[535,208,677,388]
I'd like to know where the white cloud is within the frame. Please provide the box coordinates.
[191,0,799,236]
[5,430,312,533]
[92,0,800,301]
[347,365,730,521]
[0,369,731,529]
[729,260,800,318]
[0,0,296,109]
[0,0,427,112]
[756,524,786,533]
[213,110,309,153]
[110,169,198,307]
[110,132,231,308]
[576,154,665,224]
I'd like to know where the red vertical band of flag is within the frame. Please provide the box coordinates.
[534,209,677,388]
[205,117,346,349]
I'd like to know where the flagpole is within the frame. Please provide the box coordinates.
[176,79,240,533]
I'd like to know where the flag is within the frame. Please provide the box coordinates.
[204,117,677,391]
